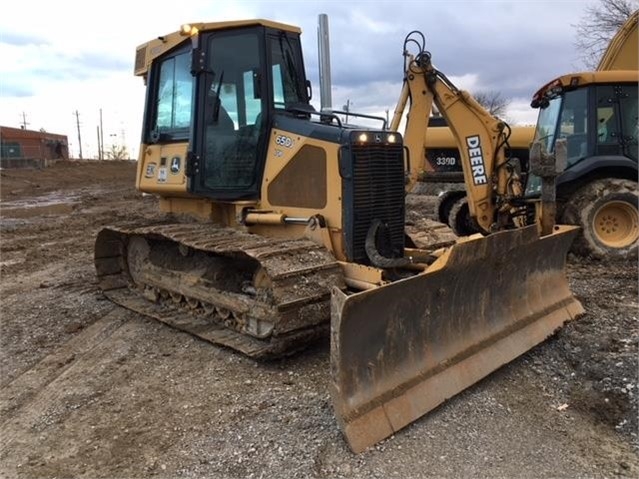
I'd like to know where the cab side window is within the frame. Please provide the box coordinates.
[595,84,638,160]
[153,50,193,138]
[559,88,588,164]
[269,35,307,109]
[619,85,638,161]
[595,86,621,156]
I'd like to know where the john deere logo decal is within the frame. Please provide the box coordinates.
[170,156,181,174]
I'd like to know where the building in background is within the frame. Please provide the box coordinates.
[0,126,69,168]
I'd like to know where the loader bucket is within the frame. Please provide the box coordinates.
[330,225,583,453]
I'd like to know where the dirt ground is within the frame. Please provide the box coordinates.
[0,160,637,479]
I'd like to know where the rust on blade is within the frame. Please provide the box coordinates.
[330,225,584,453]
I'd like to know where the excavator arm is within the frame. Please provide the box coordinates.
[393,33,525,233]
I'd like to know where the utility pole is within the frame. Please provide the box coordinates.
[99,108,104,161]
[343,99,351,125]
[20,112,30,130]
[75,110,83,160]
[96,126,101,160]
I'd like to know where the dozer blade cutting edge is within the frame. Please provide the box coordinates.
[330,225,584,453]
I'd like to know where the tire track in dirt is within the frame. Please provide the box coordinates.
[0,310,130,426]
[0,309,135,464]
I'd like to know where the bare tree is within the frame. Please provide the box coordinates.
[574,0,638,69]
[473,91,511,118]
[106,144,129,160]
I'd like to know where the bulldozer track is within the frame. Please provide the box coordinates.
[94,223,345,358]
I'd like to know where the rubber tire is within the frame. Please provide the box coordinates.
[448,197,480,237]
[436,193,462,224]
[561,178,638,260]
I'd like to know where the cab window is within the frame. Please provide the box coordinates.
[558,88,588,164]
[269,35,307,109]
[619,84,638,160]
[201,31,265,192]
[154,50,193,135]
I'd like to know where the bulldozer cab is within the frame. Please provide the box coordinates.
[144,24,309,200]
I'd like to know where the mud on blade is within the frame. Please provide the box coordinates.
[330,225,584,453]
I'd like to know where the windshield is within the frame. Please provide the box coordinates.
[527,87,591,196]
[534,96,561,153]
[534,88,589,161]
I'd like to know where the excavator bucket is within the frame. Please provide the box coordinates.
[330,225,584,453]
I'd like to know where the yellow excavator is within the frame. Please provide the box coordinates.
[423,11,638,256]
[95,21,583,453]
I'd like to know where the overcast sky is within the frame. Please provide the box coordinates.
[0,0,595,159]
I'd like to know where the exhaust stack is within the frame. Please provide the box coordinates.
[318,14,333,111]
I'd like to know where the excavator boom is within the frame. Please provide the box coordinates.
[597,11,638,71]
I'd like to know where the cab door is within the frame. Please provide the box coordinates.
[190,28,268,200]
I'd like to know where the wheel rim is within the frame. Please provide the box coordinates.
[593,200,639,248]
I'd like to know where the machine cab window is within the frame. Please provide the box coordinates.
[152,48,193,140]
[557,88,589,165]
[618,84,638,161]
[534,88,590,165]
[269,34,308,109]
[595,85,623,156]
[200,31,265,192]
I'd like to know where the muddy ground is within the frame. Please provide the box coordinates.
[0,160,637,478]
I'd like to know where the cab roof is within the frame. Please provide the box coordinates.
[134,19,302,76]
[531,70,639,108]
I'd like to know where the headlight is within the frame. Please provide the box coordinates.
[180,24,199,36]
[358,133,368,143]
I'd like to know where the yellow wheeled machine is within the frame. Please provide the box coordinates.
[95,21,583,452]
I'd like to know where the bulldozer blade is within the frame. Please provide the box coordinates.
[330,225,584,453]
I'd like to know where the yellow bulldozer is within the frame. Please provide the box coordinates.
[95,20,583,453]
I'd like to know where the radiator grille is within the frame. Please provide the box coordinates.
[348,144,405,264]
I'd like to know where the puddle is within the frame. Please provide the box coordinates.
[0,192,79,218]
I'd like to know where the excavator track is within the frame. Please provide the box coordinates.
[94,223,345,358]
